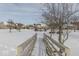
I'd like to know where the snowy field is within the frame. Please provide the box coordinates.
[0,29,35,56]
[0,29,79,56]
[65,30,79,56]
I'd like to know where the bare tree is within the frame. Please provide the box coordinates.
[42,3,79,55]
[7,19,14,32]
[16,23,23,32]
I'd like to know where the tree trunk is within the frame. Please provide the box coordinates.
[59,25,63,44]
[9,28,11,32]
[59,25,64,56]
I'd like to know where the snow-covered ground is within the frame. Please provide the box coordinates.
[0,29,79,56]
[0,29,47,56]
[65,30,79,56]
[0,29,35,56]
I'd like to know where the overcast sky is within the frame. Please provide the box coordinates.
[0,3,43,24]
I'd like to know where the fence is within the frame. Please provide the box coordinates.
[16,33,37,56]
[43,33,70,56]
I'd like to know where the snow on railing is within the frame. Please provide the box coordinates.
[43,33,70,56]
[16,33,37,56]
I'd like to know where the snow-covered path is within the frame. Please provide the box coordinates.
[31,32,47,56]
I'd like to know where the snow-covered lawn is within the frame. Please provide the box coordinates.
[0,29,35,56]
[65,30,79,56]
[0,29,79,56]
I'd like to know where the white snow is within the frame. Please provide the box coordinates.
[0,29,35,56]
[65,30,79,56]
[0,29,79,56]
[31,31,47,56]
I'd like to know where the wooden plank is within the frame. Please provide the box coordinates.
[43,38,56,56]
[43,33,70,56]
[16,33,37,56]
[44,34,69,49]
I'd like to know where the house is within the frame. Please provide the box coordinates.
[71,22,79,30]
[33,23,48,31]
[0,22,8,29]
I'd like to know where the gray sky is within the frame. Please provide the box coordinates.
[0,3,43,24]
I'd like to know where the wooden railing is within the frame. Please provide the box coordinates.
[16,33,37,56]
[43,33,70,56]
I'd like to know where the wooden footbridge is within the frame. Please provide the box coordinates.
[16,33,70,56]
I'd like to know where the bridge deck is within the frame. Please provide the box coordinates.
[31,32,47,56]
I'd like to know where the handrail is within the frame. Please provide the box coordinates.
[16,33,37,56]
[43,33,70,56]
